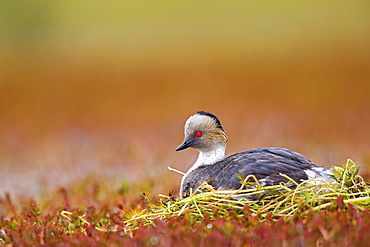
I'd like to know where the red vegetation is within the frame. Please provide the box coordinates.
[1,196,369,246]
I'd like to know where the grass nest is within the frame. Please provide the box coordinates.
[122,160,370,229]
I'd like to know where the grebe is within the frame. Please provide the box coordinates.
[176,111,334,198]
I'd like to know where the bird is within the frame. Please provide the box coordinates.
[175,111,334,198]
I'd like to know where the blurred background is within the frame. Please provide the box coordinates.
[0,1,369,202]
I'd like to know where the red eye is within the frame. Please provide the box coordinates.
[195,131,203,137]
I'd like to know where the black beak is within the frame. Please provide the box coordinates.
[175,139,194,151]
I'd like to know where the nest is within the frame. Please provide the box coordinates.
[123,160,370,229]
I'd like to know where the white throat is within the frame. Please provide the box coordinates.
[180,144,226,197]
[194,144,226,168]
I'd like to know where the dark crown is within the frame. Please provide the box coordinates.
[196,111,225,131]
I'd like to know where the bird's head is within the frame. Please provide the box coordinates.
[176,111,227,152]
